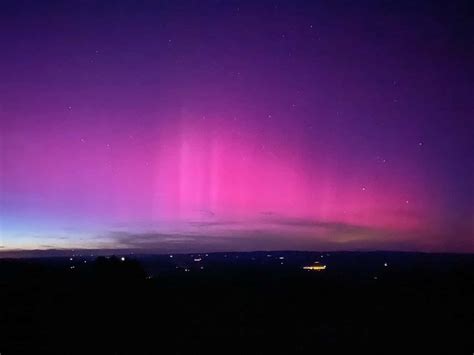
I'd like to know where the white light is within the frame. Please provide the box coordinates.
[121,257,125,261]
[169,255,173,258]
[279,257,285,260]
[70,258,73,261]
[384,262,388,267]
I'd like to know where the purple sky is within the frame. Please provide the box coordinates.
[1,1,473,254]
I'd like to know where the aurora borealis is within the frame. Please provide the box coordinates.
[1,1,473,254]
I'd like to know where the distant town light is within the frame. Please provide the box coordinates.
[279,256,285,260]
[194,258,202,262]
[303,265,326,271]
[121,257,125,261]
[384,262,388,267]
[169,255,173,258]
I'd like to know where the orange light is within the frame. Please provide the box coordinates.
[303,265,326,271]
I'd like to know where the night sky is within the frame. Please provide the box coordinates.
[1,1,473,254]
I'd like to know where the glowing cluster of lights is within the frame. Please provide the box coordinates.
[303,265,327,271]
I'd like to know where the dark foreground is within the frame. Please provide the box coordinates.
[1,251,473,354]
